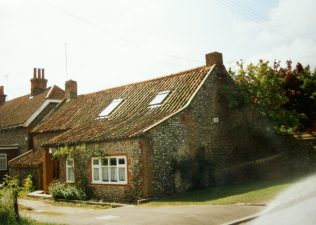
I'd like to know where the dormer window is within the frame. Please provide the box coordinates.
[149,91,170,107]
[98,99,123,118]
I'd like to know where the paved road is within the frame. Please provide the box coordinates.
[18,199,263,225]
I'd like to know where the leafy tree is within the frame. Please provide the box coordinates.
[226,60,316,134]
[275,61,316,129]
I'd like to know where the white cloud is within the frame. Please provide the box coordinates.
[251,38,316,66]
[235,0,316,67]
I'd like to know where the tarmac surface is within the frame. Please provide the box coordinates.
[18,198,263,225]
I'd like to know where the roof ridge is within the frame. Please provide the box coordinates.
[8,149,34,164]
[79,65,208,97]
[4,87,53,102]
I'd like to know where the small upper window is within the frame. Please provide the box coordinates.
[149,91,170,106]
[98,99,123,118]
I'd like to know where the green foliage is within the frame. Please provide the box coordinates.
[52,144,105,160]
[226,60,316,134]
[176,146,215,189]
[48,180,87,201]
[23,175,34,193]
[0,216,60,225]
[0,188,16,225]
[0,175,21,223]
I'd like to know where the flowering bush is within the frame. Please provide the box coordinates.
[48,181,87,200]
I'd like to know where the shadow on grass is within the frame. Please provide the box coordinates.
[153,177,299,204]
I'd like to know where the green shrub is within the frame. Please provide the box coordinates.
[175,146,216,190]
[0,175,21,224]
[0,188,16,225]
[23,175,34,193]
[48,181,87,200]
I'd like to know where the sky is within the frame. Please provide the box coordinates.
[0,0,315,100]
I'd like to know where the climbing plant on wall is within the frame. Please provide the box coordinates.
[52,144,105,192]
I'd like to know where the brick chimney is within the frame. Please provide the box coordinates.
[0,86,6,105]
[65,80,77,101]
[31,68,47,96]
[205,52,223,67]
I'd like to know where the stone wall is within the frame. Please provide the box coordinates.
[33,131,64,150]
[10,166,43,189]
[0,127,29,155]
[146,115,189,195]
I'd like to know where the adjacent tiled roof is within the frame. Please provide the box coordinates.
[0,86,64,129]
[9,149,43,167]
[33,66,214,146]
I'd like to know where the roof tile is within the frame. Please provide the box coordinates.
[9,149,43,167]
[34,66,213,145]
[0,86,64,129]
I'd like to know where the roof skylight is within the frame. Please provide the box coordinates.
[149,91,170,106]
[98,99,123,118]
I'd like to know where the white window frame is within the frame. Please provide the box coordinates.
[91,156,127,185]
[0,153,7,171]
[98,99,124,118]
[149,91,170,107]
[66,158,75,183]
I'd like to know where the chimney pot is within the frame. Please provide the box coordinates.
[205,52,223,67]
[65,80,77,101]
[0,85,6,105]
[38,68,41,78]
[33,68,37,78]
[42,68,45,79]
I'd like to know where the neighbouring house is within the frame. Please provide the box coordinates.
[0,68,65,187]
[31,51,272,202]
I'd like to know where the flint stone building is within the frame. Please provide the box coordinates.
[28,52,261,202]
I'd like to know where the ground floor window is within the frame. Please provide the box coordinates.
[92,156,127,184]
[0,153,7,171]
[66,159,74,183]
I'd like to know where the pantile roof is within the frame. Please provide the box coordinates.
[0,86,64,129]
[33,66,214,146]
[9,149,43,167]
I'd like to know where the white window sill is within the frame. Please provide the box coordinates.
[91,181,127,185]
[66,181,75,184]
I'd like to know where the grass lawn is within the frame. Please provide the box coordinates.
[146,177,300,206]
[7,218,63,225]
